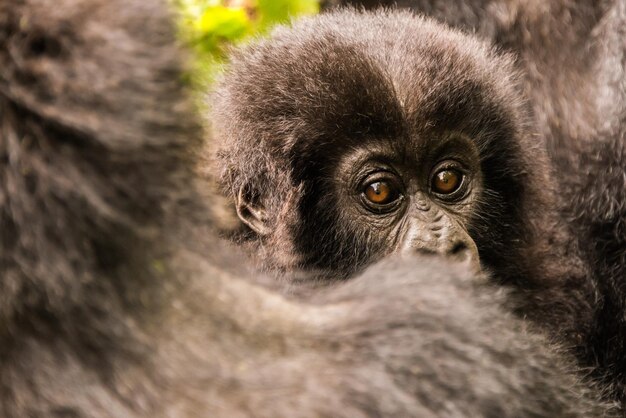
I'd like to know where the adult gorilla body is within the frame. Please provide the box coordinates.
[0,0,617,417]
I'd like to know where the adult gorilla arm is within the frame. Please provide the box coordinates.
[0,0,614,416]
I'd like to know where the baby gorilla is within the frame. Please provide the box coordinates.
[212,10,541,281]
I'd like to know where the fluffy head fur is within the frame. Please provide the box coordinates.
[212,10,550,282]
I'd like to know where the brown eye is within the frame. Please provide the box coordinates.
[432,169,462,194]
[364,181,397,205]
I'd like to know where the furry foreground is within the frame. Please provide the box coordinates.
[0,0,623,417]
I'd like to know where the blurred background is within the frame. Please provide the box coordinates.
[174,0,323,85]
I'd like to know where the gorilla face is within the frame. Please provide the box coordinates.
[297,123,482,268]
[213,10,540,280]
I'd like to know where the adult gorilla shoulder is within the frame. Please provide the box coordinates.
[0,0,615,416]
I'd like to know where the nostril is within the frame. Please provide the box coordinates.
[25,33,64,59]
[417,248,437,256]
[450,242,468,255]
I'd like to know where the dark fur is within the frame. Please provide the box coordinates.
[331,0,626,402]
[209,5,584,358]
[214,0,626,406]
[212,11,547,281]
[0,0,617,416]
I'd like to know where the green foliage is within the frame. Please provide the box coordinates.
[257,0,319,28]
[194,6,251,55]
[175,0,320,85]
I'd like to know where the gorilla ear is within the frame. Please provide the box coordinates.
[235,185,272,236]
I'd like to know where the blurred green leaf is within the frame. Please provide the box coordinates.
[195,6,250,54]
[258,0,319,28]
[174,0,319,91]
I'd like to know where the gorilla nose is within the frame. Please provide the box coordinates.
[400,214,481,271]
[440,239,481,271]
[406,238,481,272]
[449,241,469,257]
